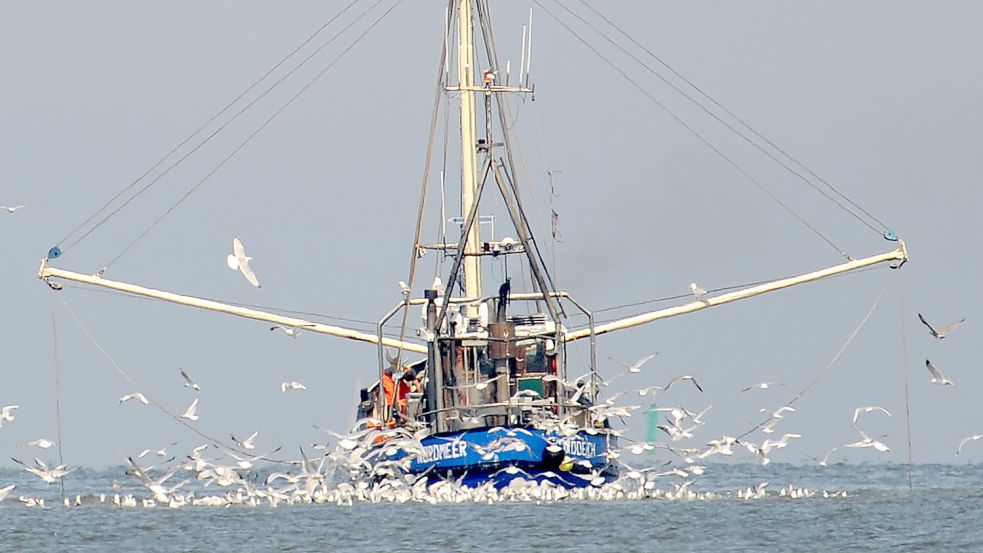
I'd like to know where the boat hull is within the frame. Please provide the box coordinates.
[405,427,618,488]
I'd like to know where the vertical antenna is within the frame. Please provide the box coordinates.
[51,309,66,501]
[440,169,447,241]
[526,10,534,85]
[519,24,527,88]
[505,59,511,86]
[444,6,451,81]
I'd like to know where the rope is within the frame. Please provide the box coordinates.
[572,0,888,235]
[392,0,455,369]
[897,272,914,494]
[55,293,291,465]
[58,0,366,253]
[51,308,66,500]
[101,0,404,270]
[738,272,892,440]
[532,0,851,260]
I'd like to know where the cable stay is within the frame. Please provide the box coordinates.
[532,0,892,259]
[55,0,402,269]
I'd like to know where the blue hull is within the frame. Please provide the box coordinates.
[404,427,618,489]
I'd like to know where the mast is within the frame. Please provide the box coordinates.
[458,0,481,316]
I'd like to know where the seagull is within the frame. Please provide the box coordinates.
[119,393,149,406]
[689,282,708,301]
[917,313,965,340]
[627,353,658,373]
[26,439,57,449]
[179,368,201,392]
[738,382,783,393]
[664,374,704,393]
[270,325,308,338]
[226,236,261,288]
[957,435,983,456]
[925,359,953,386]
[819,447,838,467]
[11,457,75,484]
[281,381,306,392]
[843,429,891,453]
[180,398,199,421]
[1,205,25,213]
[398,281,411,296]
[0,405,18,426]
[232,431,259,450]
[0,484,14,503]
[852,405,892,425]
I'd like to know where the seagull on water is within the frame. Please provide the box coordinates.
[281,381,306,392]
[852,405,892,426]
[925,359,953,386]
[957,435,983,456]
[180,398,199,421]
[917,313,965,340]
[119,393,149,406]
[0,405,18,427]
[226,236,261,288]
[179,368,201,392]
[1,205,25,213]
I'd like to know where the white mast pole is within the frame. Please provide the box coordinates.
[37,262,428,354]
[458,0,481,317]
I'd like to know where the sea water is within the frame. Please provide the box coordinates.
[2,463,981,552]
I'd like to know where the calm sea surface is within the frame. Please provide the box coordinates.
[2,462,981,552]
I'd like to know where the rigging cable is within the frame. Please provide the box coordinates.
[101,0,404,270]
[737,272,892,440]
[564,0,886,235]
[50,308,67,500]
[56,293,291,465]
[531,0,851,260]
[576,0,890,234]
[897,273,914,494]
[392,0,455,368]
[58,0,366,254]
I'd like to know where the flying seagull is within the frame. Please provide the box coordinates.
[270,325,308,338]
[627,353,658,374]
[0,405,18,426]
[232,431,259,450]
[26,439,57,449]
[917,313,965,340]
[957,434,983,456]
[1,205,25,213]
[281,381,306,392]
[819,447,838,467]
[226,236,261,288]
[738,382,783,393]
[180,398,199,421]
[852,405,892,425]
[925,359,953,386]
[119,393,149,406]
[689,282,708,301]
[664,374,704,393]
[179,368,201,392]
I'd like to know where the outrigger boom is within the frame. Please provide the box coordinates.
[38,241,905,351]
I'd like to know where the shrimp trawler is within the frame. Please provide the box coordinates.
[36,1,908,489]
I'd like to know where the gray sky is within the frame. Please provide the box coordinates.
[1,1,981,467]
